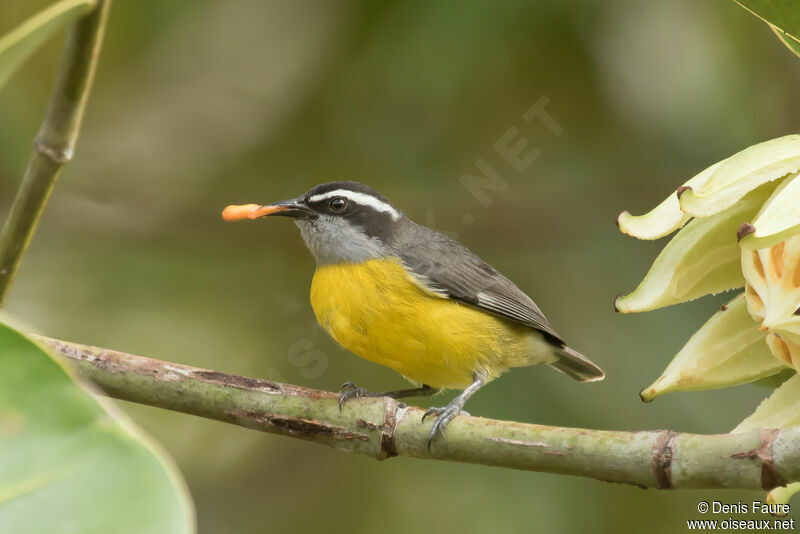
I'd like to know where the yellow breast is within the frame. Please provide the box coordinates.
[309,257,541,389]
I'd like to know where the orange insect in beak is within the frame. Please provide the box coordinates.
[222,199,315,221]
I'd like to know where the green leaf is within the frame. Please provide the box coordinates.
[0,322,194,534]
[735,1,800,58]
[0,0,96,89]
[678,135,800,218]
[640,294,786,401]
[615,181,780,313]
[770,24,800,59]
[740,172,800,250]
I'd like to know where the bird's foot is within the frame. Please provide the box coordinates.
[422,400,470,449]
[338,381,378,410]
[338,381,440,410]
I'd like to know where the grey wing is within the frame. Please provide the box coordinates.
[392,223,565,344]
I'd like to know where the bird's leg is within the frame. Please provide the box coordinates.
[422,373,485,448]
[338,382,439,410]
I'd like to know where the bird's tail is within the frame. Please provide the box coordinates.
[549,345,605,382]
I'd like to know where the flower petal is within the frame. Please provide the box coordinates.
[742,236,800,323]
[735,373,800,432]
[740,172,800,250]
[640,294,784,401]
[615,182,779,313]
[617,162,720,240]
[734,373,800,508]
[679,135,800,217]
[743,234,800,369]
[767,484,799,509]
[764,331,800,371]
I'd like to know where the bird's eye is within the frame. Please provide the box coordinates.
[329,197,347,212]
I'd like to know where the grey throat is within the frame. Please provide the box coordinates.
[295,216,391,265]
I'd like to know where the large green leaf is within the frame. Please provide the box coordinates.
[0,0,96,89]
[734,1,800,58]
[771,24,800,59]
[0,322,194,533]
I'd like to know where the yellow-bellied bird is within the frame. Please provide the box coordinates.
[223,181,604,445]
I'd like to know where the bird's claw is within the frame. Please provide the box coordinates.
[422,406,470,422]
[339,381,358,393]
[338,381,369,410]
[422,403,469,449]
[421,406,440,423]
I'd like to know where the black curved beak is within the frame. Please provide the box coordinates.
[222,198,316,221]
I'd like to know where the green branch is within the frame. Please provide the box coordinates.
[0,0,111,305]
[35,335,800,491]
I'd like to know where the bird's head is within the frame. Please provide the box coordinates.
[223,181,405,264]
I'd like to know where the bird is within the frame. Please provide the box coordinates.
[223,181,604,446]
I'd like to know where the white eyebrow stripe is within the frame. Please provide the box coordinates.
[308,189,401,220]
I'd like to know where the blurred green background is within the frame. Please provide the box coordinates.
[2,1,800,532]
